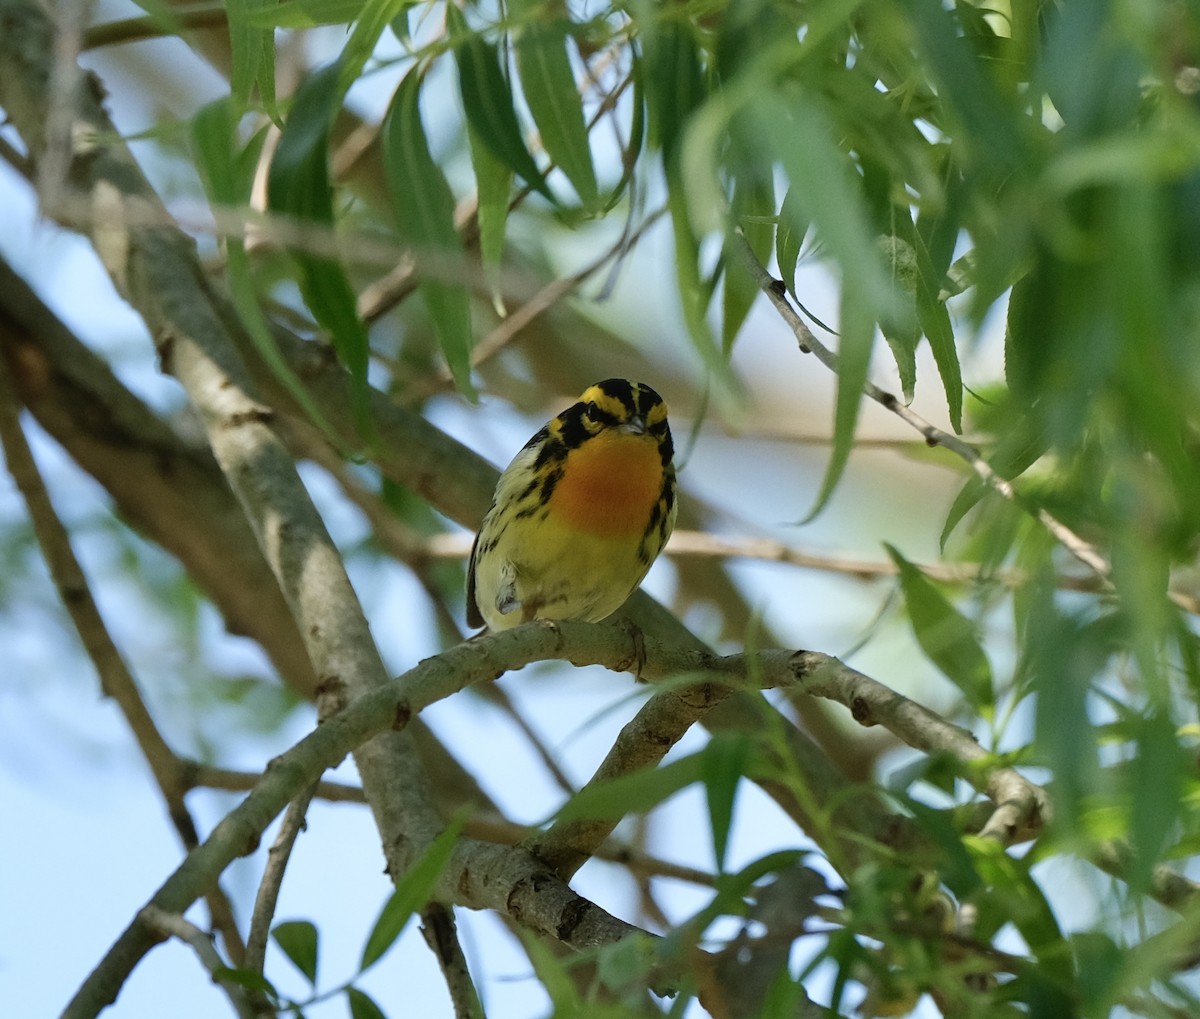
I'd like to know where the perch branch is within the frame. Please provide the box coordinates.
[64,619,1052,1017]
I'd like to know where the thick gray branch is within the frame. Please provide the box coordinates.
[0,4,446,1016]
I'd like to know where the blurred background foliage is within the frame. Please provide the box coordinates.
[6,0,1200,1016]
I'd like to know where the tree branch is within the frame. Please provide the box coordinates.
[0,255,318,693]
[419,904,484,1019]
[63,618,1054,1016]
[735,233,1115,584]
[243,781,318,977]
[0,3,448,1012]
[138,907,259,1019]
[0,359,247,964]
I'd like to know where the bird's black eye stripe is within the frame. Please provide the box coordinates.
[586,403,619,427]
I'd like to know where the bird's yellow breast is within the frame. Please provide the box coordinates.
[549,430,662,538]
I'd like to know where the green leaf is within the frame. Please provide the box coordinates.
[806,291,873,520]
[601,53,646,213]
[192,99,244,205]
[749,92,894,317]
[595,932,658,997]
[448,5,553,202]
[552,752,705,825]
[1126,709,1182,890]
[940,407,1049,549]
[340,0,423,91]
[346,986,388,1019]
[908,0,1025,181]
[643,18,707,163]
[360,817,464,971]
[192,100,342,446]
[517,928,584,1012]
[513,16,598,209]
[898,795,981,900]
[967,837,1065,963]
[878,234,920,404]
[467,124,512,311]
[266,60,372,432]
[213,967,280,1001]
[885,543,994,712]
[242,0,365,28]
[664,179,732,387]
[912,263,962,433]
[272,920,319,985]
[226,0,276,115]
[382,70,476,397]
[702,734,751,872]
[1030,598,1110,834]
[722,172,774,352]
[774,186,809,299]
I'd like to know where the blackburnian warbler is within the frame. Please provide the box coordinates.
[467,379,677,631]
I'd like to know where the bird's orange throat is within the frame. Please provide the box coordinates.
[549,431,663,538]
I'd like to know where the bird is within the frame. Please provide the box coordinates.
[466,378,677,631]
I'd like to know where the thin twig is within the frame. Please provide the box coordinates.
[0,362,247,964]
[354,51,635,327]
[0,132,33,179]
[83,3,228,50]
[419,903,484,1019]
[402,529,1199,611]
[398,205,670,404]
[190,763,720,886]
[244,781,319,975]
[138,907,259,1019]
[735,233,1115,582]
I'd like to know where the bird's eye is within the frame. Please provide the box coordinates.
[585,401,599,419]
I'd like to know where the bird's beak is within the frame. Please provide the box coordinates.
[622,414,646,435]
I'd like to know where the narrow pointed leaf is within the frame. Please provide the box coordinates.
[467,124,513,310]
[514,18,598,208]
[722,173,774,352]
[1126,709,1181,890]
[341,0,418,89]
[448,5,553,202]
[347,987,388,1019]
[702,734,751,872]
[271,920,319,985]
[885,543,994,712]
[906,224,963,432]
[775,185,809,298]
[266,61,371,431]
[940,411,1049,548]
[360,817,464,970]
[643,19,707,162]
[552,753,704,825]
[382,70,475,396]
[750,92,894,316]
[227,0,275,114]
[666,177,733,387]
[806,291,873,520]
[242,0,366,28]
[601,54,646,213]
[192,101,340,442]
